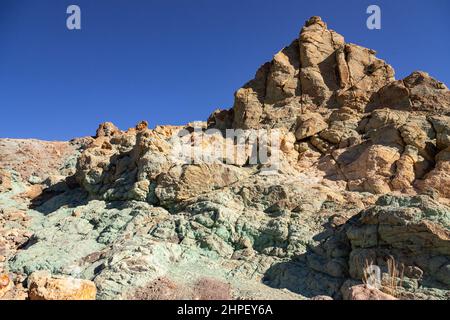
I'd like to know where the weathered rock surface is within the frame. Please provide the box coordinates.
[417,147,450,199]
[0,16,449,300]
[0,138,89,184]
[368,71,450,113]
[208,17,449,197]
[225,16,395,132]
[341,281,397,300]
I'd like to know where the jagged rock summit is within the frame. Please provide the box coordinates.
[209,16,448,130]
[209,16,450,197]
[210,16,396,130]
[0,16,449,300]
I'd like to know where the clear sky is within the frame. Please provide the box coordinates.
[1,0,449,140]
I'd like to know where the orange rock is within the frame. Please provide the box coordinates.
[0,169,12,192]
[95,122,120,138]
[0,274,12,298]
[22,185,43,199]
[28,271,96,300]
[0,139,79,184]
[341,282,397,300]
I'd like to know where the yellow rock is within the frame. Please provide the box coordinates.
[28,271,96,300]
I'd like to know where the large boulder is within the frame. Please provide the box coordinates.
[417,147,450,199]
[0,274,13,298]
[307,195,450,299]
[295,113,328,140]
[28,271,96,300]
[368,71,450,113]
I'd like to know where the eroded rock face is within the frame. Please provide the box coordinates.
[0,138,88,184]
[0,274,13,298]
[0,169,12,193]
[1,16,449,300]
[340,281,397,300]
[207,17,449,197]
[155,163,251,206]
[295,113,328,140]
[224,16,395,132]
[347,196,450,281]
[368,71,450,113]
[28,271,96,300]
[75,123,259,207]
[417,147,450,199]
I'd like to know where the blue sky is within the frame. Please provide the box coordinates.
[0,0,449,140]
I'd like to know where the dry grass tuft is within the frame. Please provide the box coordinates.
[362,256,405,298]
[382,257,405,298]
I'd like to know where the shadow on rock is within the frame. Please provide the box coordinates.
[30,176,89,215]
[262,258,344,299]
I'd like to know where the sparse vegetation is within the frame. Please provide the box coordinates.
[362,257,405,298]
[382,257,405,298]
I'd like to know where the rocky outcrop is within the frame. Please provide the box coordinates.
[0,274,12,298]
[0,170,12,193]
[28,271,96,300]
[155,163,251,207]
[0,138,89,184]
[295,113,328,140]
[222,16,394,132]
[368,71,450,113]
[74,122,258,207]
[0,16,449,300]
[207,17,449,197]
[340,281,397,300]
[417,147,450,199]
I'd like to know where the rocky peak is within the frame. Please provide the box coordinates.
[303,15,326,28]
[368,71,450,113]
[207,16,450,198]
